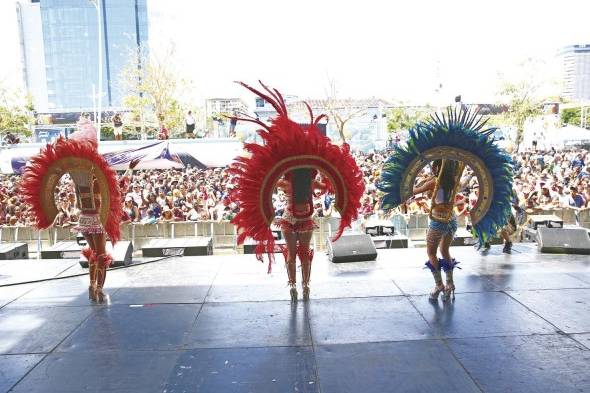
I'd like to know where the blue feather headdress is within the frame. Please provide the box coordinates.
[377,107,513,243]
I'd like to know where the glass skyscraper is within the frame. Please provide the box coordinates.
[39,0,148,110]
[560,44,590,101]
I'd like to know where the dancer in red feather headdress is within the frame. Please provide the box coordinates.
[228,81,365,301]
[20,117,137,302]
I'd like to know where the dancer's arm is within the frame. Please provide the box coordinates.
[276,179,290,192]
[122,158,140,180]
[413,177,435,195]
[119,158,141,198]
[313,179,328,194]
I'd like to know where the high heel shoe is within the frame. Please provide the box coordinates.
[95,253,113,304]
[424,261,444,301]
[430,283,445,301]
[289,286,298,302]
[302,286,310,301]
[443,282,455,301]
[82,247,98,302]
[440,258,460,302]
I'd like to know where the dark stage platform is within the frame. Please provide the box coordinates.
[0,244,589,392]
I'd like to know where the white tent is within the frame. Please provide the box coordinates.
[550,125,590,146]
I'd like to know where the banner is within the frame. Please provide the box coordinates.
[2,139,242,174]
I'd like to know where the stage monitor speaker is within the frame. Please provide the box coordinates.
[79,241,133,268]
[41,241,82,259]
[243,239,286,254]
[327,233,377,263]
[0,243,29,260]
[372,235,408,249]
[141,237,213,257]
[528,215,563,230]
[537,227,590,255]
[365,219,395,237]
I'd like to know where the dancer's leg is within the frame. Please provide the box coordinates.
[81,241,97,301]
[439,233,456,300]
[93,233,110,303]
[501,228,512,253]
[78,181,98,300]
[297,230,314,300]
[439,234,453,262]
[283,230,298,301]
[426,228,445,300]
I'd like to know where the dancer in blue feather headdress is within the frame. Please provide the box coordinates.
[378,107,513,301]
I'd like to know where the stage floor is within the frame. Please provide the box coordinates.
[0,244,589,392]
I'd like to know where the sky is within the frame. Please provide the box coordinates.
[1,0,590,105]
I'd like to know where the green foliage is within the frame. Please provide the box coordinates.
[560,107,587,128]
[119,45,197,137]
[0,85,33,137]
[100,125,114,141]
[386,106,430,133]
[498,80,542,146]
[482,114,507,128]
[496,58,549,148]
[0,107,32,137]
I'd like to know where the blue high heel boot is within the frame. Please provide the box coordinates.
[425,261,445,300]
[440,258,461,301]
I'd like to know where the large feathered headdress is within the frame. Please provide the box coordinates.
[228,81,365,269]
[378,107,513,243]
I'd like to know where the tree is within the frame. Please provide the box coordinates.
[119,45,196,138]
[387,104,431,133]
[561,106,590,130]
[322,78,366,143]
[496,58,549,149]
[0,84,34,138]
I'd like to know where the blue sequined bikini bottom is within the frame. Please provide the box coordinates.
[429,216,458,236]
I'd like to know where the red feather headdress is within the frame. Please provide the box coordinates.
[228,81,365,270]
[20,135,123,243]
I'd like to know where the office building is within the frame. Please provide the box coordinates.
[17,0,148,112]
[560,44,590,101]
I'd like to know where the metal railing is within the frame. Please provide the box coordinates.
[1,208,587,257]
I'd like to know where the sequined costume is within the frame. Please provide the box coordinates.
[21,118,124,302]
[228,82,365,301]
[378,107,513,301]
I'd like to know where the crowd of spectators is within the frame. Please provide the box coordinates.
[2,146,590,228]
[352,147,590,221]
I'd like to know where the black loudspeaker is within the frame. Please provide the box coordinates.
[79,241,133,268]
[141,237,213,257]
[365,219,395,237]
[41,241,82,259]
[0,243,29,260]
[327,234,377,263]
[528,215,563,230]
[372,235,408,249]
[243,239,286,254]
[537,227,590,255]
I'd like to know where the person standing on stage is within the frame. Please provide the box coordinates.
[412,159,464,301]
[228,81,364,302]
[112,113,123,141]
[276,170,328,300]
[21,118,132,302]
[185,110,196,139]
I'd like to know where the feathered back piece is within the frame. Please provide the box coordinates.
[20,124,123,243]
[378,106,513,243]
[228,81,365,270]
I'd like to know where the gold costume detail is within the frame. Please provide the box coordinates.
[400,146,492,225]
[39,157,112,228]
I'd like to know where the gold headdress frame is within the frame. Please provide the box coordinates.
[39,157,112,226]
[400,146,493,225]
